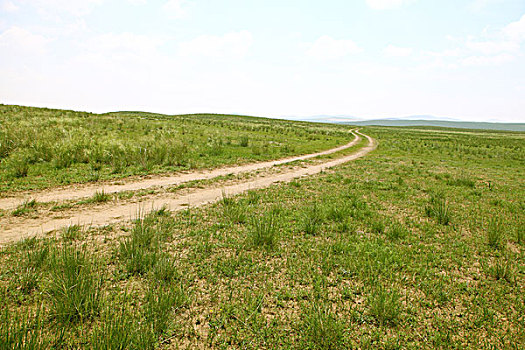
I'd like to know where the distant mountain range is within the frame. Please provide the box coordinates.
[287,115,525,132]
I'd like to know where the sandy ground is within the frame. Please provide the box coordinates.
[0,131,376,245]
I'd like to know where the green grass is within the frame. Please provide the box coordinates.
[11,199,37,217]
[367,286,402,326]
[300,303,345,349]
[487,216,506,249]
[0,104,352,193]
[92,190,111,203]
[249,211,280,250]
[425,194,451,225]
[0,121,523,348]
[46,245,103,324]
[60,225,83,241]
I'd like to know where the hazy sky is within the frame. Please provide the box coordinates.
[1,0,524,122]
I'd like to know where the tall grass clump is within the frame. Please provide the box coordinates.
[487,257,514,283]
[368,286,402,327]
[151,254,180,284]
[487,216,505,249]
[425,194,451,225]
[5,153,30,179]
[90,306,136,350]
[118,218,160,276]
[24,240,50,270]
[118,209,173,276]
[300,303,344,349]
[16,242,50,295]
[301,203,323,236]
[249,212,280,250]
[92,190,111,203]
[326,202,349,222]
[91,299,157,350]
[0,308,51,349]
[221,194,247,224]
[346,193,371,219]
[245,190,261,205]
[239,135,249,147]
[61,224,83,241]
[143,281,187,337]
[47,246,102,323]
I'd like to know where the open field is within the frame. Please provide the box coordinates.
[0,109,524,349]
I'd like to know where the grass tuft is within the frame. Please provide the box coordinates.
[92,190,111,203]
[425,194,451,225]
[12,199,37,217]
[249,212,280,250]
[151,254,180,284]
[61,225,83,241]
[487,257,514,283]
[368,286,402,327]
[0,307,51,349]
[143,281,187,337]
[47,246,102,324]
[301,203,323,236]
[221,194,247,224]
[91,305,136,350]
[300,303,344,349]
[487,216,505,250]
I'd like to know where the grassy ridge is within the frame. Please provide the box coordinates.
[0,105,351,193]
[0,124,524,348]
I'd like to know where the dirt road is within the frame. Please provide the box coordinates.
[0,131,376,245]
[0,132,361,211]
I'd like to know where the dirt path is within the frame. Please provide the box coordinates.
[0,131,376,245]
[0,132,361,211]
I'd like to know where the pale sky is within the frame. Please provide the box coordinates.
[1,0,525,122]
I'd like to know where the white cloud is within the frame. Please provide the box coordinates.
[424,48,464,58]
[366,0,416,10]
[422,15,525,69]
[469,0,505,11]
[83,32,163,56]
[32,0,104,17]
[306,36,362,60]
[0,26,51,55]
[1,0,19,12]
[503,14,525,43]
[179,31,253,59]
[163,0,188,19]
[384,44,413,57]
[466,40,519,54]
[462,53,515,66]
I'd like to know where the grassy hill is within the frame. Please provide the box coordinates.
[0,104,351,193]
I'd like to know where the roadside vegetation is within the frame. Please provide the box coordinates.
[0,105,350,193]
[0,118,523,348]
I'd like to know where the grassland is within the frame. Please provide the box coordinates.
[0,105,350,193]
[0,114,524,349]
